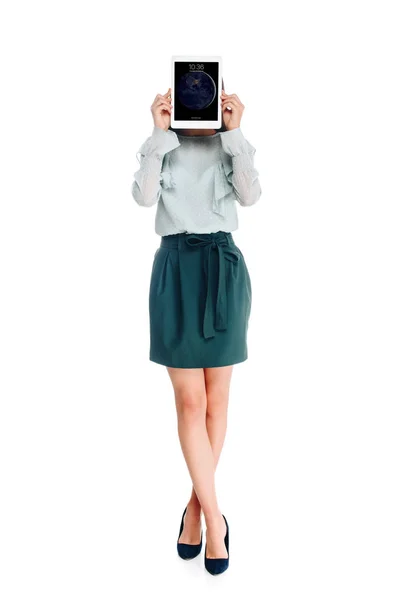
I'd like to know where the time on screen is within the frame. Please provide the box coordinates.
[188,64,205,70]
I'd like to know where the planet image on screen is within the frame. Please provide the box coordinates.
[177,71,216,110]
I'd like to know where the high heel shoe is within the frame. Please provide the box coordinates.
[177,506,203,560]
[204,514,229,575]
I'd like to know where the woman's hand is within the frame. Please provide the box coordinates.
[221,90,245,131]
[151,88,173,131]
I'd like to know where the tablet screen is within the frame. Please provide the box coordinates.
[173,61,220,122]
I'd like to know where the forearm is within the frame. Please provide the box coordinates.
[132,153,164,207]
[220,127,262,206]
[132,126,180,207]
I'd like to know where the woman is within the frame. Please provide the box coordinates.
[131,80,261,575]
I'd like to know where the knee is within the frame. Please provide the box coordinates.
[206,391,229,419]
[175,391,206,421]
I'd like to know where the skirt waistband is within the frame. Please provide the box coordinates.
[161,230,234,250]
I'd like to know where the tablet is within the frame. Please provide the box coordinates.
[171,56,222,129]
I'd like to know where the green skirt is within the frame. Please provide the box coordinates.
[148,230,252,368]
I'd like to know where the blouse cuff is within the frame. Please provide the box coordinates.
[220,127,253,156]
[151,126,181,154]
[138,126,181,160]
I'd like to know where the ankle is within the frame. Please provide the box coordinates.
[186,499,202,517]
[204,509,223,527]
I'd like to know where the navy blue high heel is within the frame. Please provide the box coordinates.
[204,514,229,575]
[177,506,203,560]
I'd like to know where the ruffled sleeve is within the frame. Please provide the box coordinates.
[219,128,262,206]
[212,160,233,217]
[132,126,180,207]
[136,126,181,163]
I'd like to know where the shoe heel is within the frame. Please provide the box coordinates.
[204,514,229,575]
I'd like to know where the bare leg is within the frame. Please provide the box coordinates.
[167,365,233,558]
[187,365,233,502]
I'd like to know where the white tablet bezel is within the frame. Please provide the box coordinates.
[171,55,222,129]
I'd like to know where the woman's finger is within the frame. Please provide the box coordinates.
[152,91,172,105]
[152,101,172,113]
[221,91,235,98]
[221,92,244,106]
[152,99,172,112]
[153,97,172,109]
[222,98,243,109]
[221,98,240,109]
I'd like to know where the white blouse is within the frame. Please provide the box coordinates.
[132,125,262,236]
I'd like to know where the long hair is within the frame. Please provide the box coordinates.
[168,77,227,134]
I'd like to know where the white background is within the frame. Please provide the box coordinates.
[1,0,399,598]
